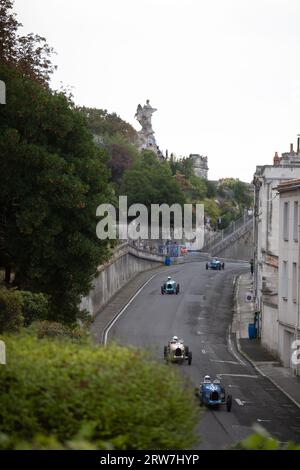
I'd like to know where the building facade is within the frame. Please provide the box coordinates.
[190,154,208,179]
[277,179,300,375]
[253,138,300,358]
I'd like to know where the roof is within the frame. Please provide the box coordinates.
[276,178,300,193]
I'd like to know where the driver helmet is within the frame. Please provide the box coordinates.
[172,335,179,342]
[167,276,171,280]
[204,375,211,383]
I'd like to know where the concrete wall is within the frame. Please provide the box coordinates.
[261,303,279,358]
[80,244,164,317]
[213,228,254,261]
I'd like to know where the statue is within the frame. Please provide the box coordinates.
[135,99,158,152]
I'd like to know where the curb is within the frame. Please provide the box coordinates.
[234,274,300,410]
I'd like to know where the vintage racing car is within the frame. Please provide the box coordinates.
[161,276,180,295]
[195,375,232,411]
[164,336,192,365]
[206,259,225,270]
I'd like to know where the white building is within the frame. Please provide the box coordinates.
[253,139,300,357]
[277,179,300,375]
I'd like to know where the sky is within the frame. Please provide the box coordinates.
[13,0,300,182]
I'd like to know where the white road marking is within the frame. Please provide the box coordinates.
[210,359,240,365]
[227,324,246,366]
[235,398,244,406]
[103,271,161,344]
[218,373,259,378]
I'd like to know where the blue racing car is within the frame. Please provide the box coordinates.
[206,259,225,270]
[195,375,232,411]
[161,276,180,295]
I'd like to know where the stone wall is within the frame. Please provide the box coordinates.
[80,244,164,316]
[212,228,254,261]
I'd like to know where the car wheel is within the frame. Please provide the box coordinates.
[188,351,192,365]
[226,394,232,412]
[176,284,180,294]
[164,346,167,358]
[185,346,189,356]
[161,287,164,295]
[206,263,208,270]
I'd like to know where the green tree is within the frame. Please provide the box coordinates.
[0,63,112,322]
[122,150,186,209]
[79,106,138,143]
[0,0,56,85]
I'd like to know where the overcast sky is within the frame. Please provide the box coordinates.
[14,0,300,182]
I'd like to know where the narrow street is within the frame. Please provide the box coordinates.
[107,256,300,449]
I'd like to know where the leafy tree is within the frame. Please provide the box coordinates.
[0,63,112,322]
[0,0,56,85]
[122,150,186,210]
[79,106,138,143]
[105,134,139,185]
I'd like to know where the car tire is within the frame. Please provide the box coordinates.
[185,346,189,356]
[176,284,180,294]
[206,263,209,270]
[161,287,164,295]
[164,345,167,358]
[226,394,232,412]
[188,351,192,366]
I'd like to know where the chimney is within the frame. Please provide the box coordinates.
[290,143,294,154]
[297,136,300,154]
[273,151,280,166]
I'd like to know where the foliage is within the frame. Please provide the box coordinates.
[105,134,139,185]
[0,334,199,450]
[200,198,220,226]
[233,426,300,450]
[19,291,49,326]
[0,287,23,333]
[26,320,88,342]
[79,107,138,143]
[0,0,56,85]
[122,150,186,209]
[0,63,112,323]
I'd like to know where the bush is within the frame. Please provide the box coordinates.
[0,334,198,450]
[31,320,88,342]
[19,291,49,326]
[0,288,23,333]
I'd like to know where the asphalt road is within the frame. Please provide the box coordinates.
[107,256,300,449]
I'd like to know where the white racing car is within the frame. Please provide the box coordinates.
[164,336,192,365]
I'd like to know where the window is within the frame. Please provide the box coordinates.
[282,261,288,300]
[283,202,289,241]
[294,201,299,242]
[292,262,297,303]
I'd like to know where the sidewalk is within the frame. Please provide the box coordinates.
[234,273,300,409]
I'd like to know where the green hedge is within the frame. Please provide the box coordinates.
[0,334,198,449]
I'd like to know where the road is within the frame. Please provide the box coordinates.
[107,256,300,449]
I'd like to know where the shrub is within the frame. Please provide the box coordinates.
[31,320,88,342]
[19,291,49,326]
[0,334,198,450]
[0,288,23,333]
